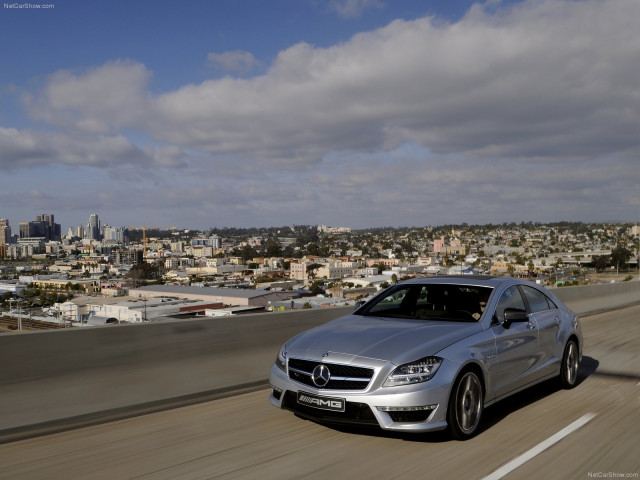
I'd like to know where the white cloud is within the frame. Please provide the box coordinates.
[0,127,186,171]
[23,59,152,134]
[17,0,640,172]
[144,0,639,170]
[207,50,261,74]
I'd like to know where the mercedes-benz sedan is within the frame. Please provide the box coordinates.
[269,276,582,439]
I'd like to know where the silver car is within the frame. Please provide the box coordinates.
[269,275,582,439]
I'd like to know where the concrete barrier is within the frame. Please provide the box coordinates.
[0,307,352,438]
[553,280,640,314]
[0,280,638,440]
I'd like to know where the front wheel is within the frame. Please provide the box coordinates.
[447,371,484,440]
[559,339,579,389]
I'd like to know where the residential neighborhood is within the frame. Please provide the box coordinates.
[1,213,638,327]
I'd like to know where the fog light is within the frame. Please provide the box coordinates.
[271,385,283,401]
[376,404,436,412]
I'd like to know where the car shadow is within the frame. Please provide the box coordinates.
[304,356,600,443]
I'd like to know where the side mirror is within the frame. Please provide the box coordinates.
[354,300,366,311]
[502,308,528,329]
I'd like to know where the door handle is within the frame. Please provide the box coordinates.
[526,322,535,330]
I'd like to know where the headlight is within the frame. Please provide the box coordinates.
[275,344,287,372]
[384,356,443,387]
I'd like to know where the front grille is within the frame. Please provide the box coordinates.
[287,358,374,390]
[282,391,378,426]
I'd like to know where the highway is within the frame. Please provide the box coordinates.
[1,304,639,480]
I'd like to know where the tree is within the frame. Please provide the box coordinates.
[0,291,12,306]
[592,255,608,272]
[306,243,321,256]
[126,262,162,286]
[309,281,324,295]
[370,263,385,274]
[611,246,632,271]
[239,245,258,263]
[306,263,322,280]
[264,238,282,257]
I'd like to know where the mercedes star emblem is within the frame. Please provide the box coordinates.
[311,364,331,387]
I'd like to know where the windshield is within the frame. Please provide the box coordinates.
[356,283,493,322]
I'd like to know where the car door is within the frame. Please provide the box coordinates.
[520,285,561,377]
[488,285,540,399]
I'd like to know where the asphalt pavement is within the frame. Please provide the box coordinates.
[1,304,638,480]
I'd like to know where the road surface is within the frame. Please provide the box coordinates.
[1,305,639,480]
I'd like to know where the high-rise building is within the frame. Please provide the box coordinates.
[35,214,61,241]
[19,221,31,239]
[0,219,10,259]
[86,213,101,241]
[102,225,125,243]
[18,214,61,241]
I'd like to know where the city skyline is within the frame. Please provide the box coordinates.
[0,210,638,237]
[1,0,639,229]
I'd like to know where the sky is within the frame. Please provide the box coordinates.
[0,0,638,232]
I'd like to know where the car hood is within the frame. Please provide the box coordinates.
[286,314,484,365]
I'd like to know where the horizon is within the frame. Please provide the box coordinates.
[1,215,638,236]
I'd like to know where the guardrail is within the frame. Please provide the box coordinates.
[0,280,638,441]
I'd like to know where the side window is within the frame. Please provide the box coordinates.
[546,295,558,309]
[415,286,431,307]
[494,286,526,324]
[521,286,552,313]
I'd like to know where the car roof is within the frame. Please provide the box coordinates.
[402,275,518,288]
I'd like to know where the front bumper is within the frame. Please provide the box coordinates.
[269,362,453,432]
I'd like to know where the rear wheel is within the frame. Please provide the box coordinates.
[447,370,483,440]
[559,339,579,389]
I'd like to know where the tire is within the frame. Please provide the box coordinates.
[447,370,484,440]
[559,339,579,389]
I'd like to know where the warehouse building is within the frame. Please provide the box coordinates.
[129,285,298,307]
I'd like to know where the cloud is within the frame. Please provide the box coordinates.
[145,0,639,170]
[17,0,639,173]
[23,59,152,134]
[0,127,186,171]
[329,0,384,18]
[2,0,639,226]
[207,50,261,74]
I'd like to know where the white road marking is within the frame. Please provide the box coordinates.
[481,412,597,480]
